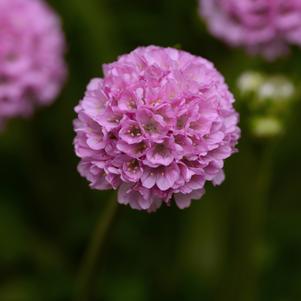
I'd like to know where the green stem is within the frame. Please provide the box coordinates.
[236,142,276,301]
[215,141,277,301]
[75,195,118,301]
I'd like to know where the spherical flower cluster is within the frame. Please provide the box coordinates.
[0,0,66,128]
[74,46,240,212]
[200,0,301,60]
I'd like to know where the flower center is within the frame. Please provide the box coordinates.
[155,143,168,155]
[176,115,188,129]
[109,116,121,124]
[135,142,147,154]
[127,100,136,109]
[149,99,161,106]
[144,121,157,133]
[127,159,139,172]
[108,133,117,140]
[128,126,142,137]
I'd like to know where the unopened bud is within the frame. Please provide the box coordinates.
[257,76,295,102]
[237,71,265,95]
[251,116,283,138]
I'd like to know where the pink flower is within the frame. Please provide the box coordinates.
[0,0,66,129]
[200,0,301,60]
[73,46,240,212]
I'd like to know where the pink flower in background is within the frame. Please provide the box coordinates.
[0,0,66,128]
[200,0,301,60]
[73,46,240,212]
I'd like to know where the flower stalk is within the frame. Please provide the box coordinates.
[75,195,118,301]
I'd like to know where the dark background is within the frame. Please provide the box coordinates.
[1,0,301,300]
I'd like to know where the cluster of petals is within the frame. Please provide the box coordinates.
[74,46,240,212]
[0,0,66,128]
[200,0,301,60]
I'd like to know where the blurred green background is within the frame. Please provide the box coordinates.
[1,0,301,300]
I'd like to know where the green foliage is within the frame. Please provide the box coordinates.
[1,0,301,300]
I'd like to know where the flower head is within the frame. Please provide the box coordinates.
[0,0,66,128]
[199,0,301,60]
[74,46,240,212]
